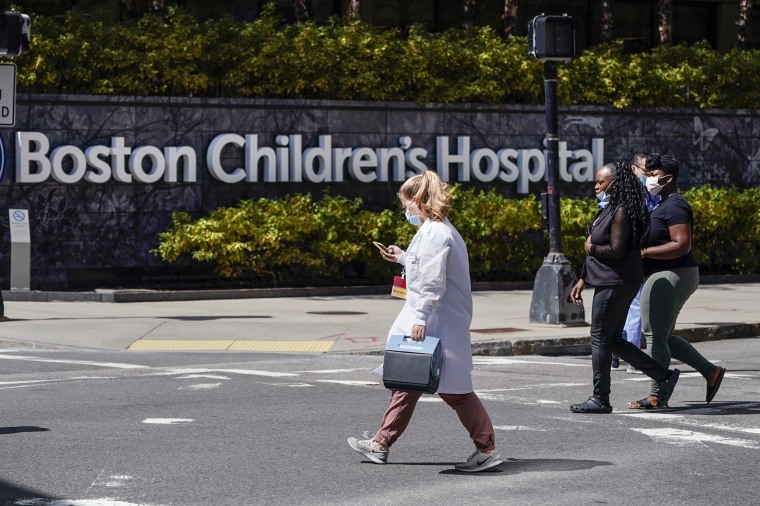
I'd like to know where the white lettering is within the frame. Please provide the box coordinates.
[164,146,196,183]
[436,136,470,182]
[51,145,87,184]
[111,137,132,183]
[303,135,332,183]
[497,149,519,183]
[471,148,499,182]
[85,145,112,183]
[12,132,605,191]
[130,146,165,184]
[207,133,245,183]
[349,147,378,183]
[15,132,51,183]
[246,134,276,183]
[517,148,545,194]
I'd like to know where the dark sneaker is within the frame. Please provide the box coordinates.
[611,355,620,368]
[454,450,503,472]
[347,437,388,464]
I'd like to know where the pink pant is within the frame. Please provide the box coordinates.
[373,390,496,452]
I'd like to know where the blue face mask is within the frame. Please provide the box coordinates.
[640,175,648,186]
[405,208,422,227]
[596,191,610,204]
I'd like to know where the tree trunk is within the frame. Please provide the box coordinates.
[295,0,311,22]
[346,0,360,20]
[501,0,518,37]
[601,0,614,42]
[463,0,476,29]
[736,0,754,48]
[658,0,672,45]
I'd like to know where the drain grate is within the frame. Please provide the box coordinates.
[470,327,523,334]
[307,311,367,315]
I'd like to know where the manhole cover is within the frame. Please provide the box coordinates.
[470,327,523,334]
[307,311,367,315]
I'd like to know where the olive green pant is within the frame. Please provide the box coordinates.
[641,266,716,396]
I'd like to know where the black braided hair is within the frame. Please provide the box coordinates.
[605,161,650,248]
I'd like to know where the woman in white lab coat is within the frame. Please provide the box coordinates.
[347,170,503,473]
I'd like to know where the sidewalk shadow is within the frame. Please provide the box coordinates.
[0,478,58,502]
[670,401,760,415]
[438,457,613,475]
[0,426,50,435]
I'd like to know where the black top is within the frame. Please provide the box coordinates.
[643,193,698,276]
[581,204,643,287]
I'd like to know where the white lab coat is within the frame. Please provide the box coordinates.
[388,218,474,394]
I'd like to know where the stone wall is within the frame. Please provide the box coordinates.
[1,94,758,290]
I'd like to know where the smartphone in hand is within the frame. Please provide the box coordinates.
[373,241,390,254]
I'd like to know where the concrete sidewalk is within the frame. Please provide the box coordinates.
[0,282,758,355]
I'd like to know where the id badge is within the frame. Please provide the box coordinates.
[391,275,407,299]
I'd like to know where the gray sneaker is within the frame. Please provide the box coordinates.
[347,437,388,464]
[626,364,643,374]
[454,450,503,472]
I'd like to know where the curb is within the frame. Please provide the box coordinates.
[2,281,535,303]
[337,322,760,357]
[479,322,760,356]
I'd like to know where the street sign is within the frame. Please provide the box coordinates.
[0,63,16,126]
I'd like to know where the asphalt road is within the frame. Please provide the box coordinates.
[1,337,759,506]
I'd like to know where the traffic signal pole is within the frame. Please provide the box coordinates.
[527,34,586,326]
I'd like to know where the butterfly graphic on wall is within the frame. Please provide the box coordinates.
[693,116,719,151]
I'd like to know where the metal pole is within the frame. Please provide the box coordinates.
[544,61,562,253]
[528,61,585,326]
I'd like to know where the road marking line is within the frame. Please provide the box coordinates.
[0,354,149,369]
[315,380,379,386]
[473,357,588,367]
[478,383,587,392]
[178,383,221,391]
[175,374,230,380]
[298,368,369,374]
[142,418,193,425]
[256,382,314,388]
[0,376,117,390]
[622,407,760,435]
[494,425,549,431]
[166,368,298,378]
[127,339,334,353]
[632,427,760,449]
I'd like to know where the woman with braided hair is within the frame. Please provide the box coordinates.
[570,162,681,414]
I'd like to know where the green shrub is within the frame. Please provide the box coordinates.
[13,7,760,109]
[154,186,760,287]
[684,186,760,274]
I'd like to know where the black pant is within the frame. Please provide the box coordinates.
[590,284,670,402]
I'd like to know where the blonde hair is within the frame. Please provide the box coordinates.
[399,170,451,222]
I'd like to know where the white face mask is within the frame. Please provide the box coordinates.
[645,175,669,195]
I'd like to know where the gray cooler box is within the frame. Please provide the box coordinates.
[383,335,442,394]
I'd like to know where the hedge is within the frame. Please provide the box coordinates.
[11,6,760,109]
[153,186,760,287]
